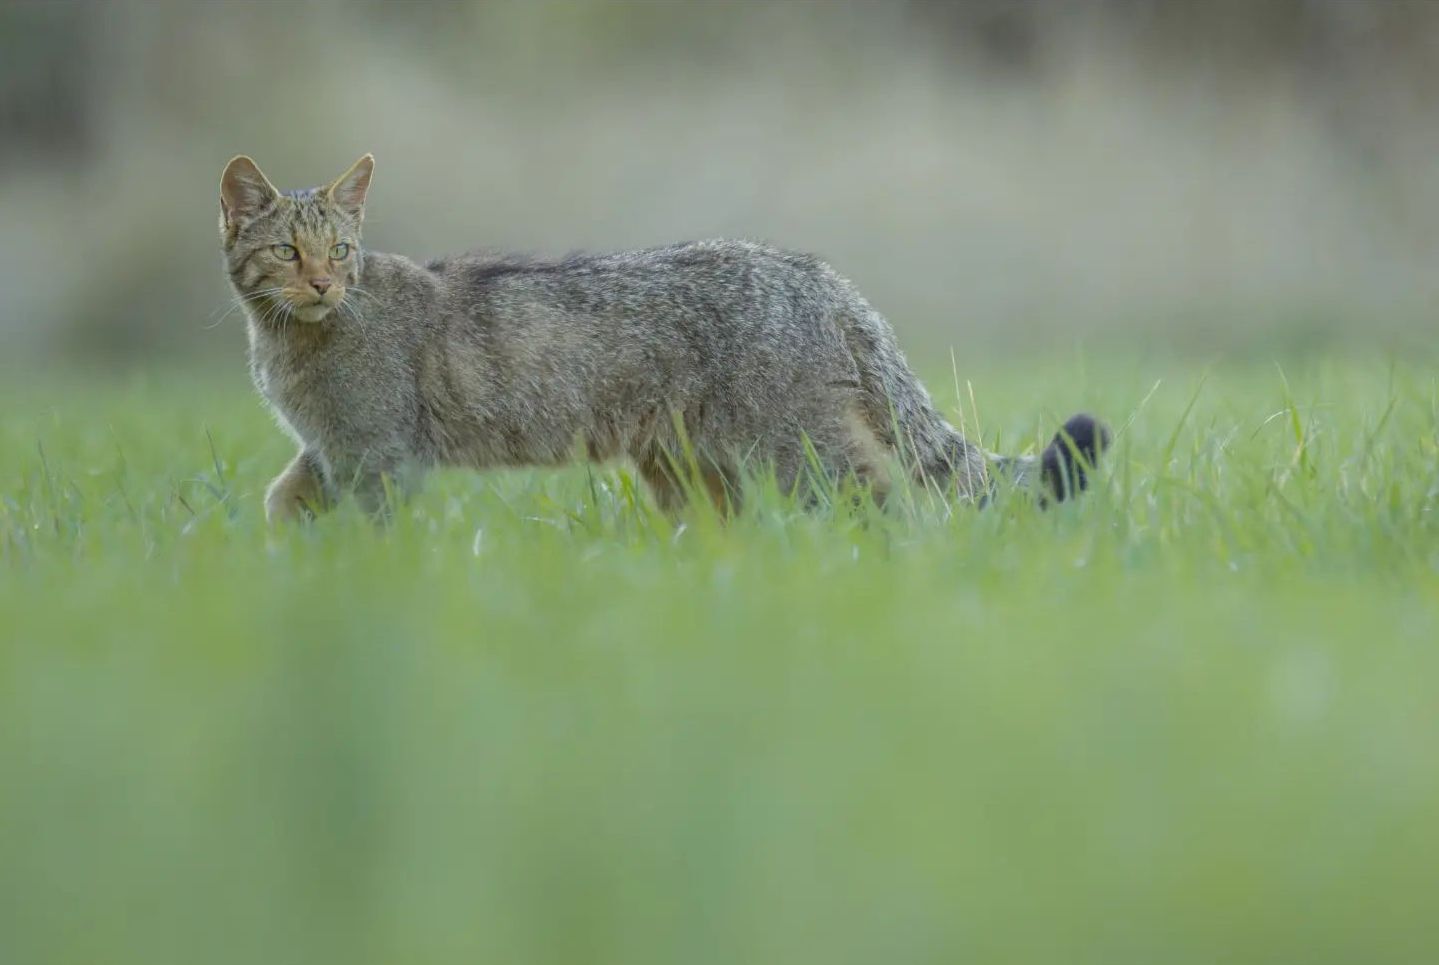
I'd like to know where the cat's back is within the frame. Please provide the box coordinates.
[428,239,845,313]
[425,240,873,386]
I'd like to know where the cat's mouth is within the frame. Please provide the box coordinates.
[280,289,345,324]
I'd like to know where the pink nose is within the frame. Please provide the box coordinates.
[310,278,332,295]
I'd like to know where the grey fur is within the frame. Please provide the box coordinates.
[218,155,1098,522]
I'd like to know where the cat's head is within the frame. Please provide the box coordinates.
[219,154,373,324]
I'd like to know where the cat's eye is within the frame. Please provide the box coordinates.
[330,243,351,260]
[272,244,299,261]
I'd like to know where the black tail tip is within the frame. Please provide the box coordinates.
[1041,413,1111,502]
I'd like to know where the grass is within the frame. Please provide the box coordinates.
[3,352,1439,964]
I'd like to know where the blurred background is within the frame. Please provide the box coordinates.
[3,0,1438,372]
[8,8,1439,963]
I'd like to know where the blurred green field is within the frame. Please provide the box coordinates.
[3,354,1438,964]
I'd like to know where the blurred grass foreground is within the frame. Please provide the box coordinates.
[5,2,1439,963]
[5,356,1439,963]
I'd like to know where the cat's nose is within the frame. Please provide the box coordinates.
[309,278,332,295]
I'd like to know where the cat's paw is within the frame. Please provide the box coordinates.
[264,476,320,524]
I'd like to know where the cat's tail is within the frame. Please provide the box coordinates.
[828,294,1107,504]
[990,413,1110,503]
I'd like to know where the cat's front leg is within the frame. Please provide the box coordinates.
[324,449,420,522]
[264,449,331,524]
[350,466,424,521]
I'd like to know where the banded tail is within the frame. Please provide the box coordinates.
[992,413,1111,504]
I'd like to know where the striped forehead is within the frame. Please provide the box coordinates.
[282,189,341,234]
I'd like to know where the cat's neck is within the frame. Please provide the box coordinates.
[244,301,340,367]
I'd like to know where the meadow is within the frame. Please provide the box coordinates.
[3,352,1438,964]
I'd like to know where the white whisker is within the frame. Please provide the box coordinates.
[203,287,286,330]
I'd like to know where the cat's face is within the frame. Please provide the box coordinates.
[219,155,373,325]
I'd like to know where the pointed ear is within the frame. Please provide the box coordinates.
[220,155,280,228]
[326,154,374,220]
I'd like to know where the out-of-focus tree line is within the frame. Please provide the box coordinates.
[3,0,1438,368]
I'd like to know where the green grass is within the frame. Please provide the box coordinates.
[3,353,1439,964]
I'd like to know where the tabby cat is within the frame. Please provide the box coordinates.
[219,154,1106,521]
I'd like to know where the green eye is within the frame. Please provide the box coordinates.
[272,244,299,261]
[330,243,350,260]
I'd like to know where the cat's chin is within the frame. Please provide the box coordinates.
[293,304,334,324]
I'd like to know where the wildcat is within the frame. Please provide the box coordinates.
[219,154,1107,522]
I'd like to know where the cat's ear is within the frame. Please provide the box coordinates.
[220,155,280,228]
[326,154,374,220]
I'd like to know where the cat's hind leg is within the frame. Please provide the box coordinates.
[634,453,686,514]
[633,447,737,516]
